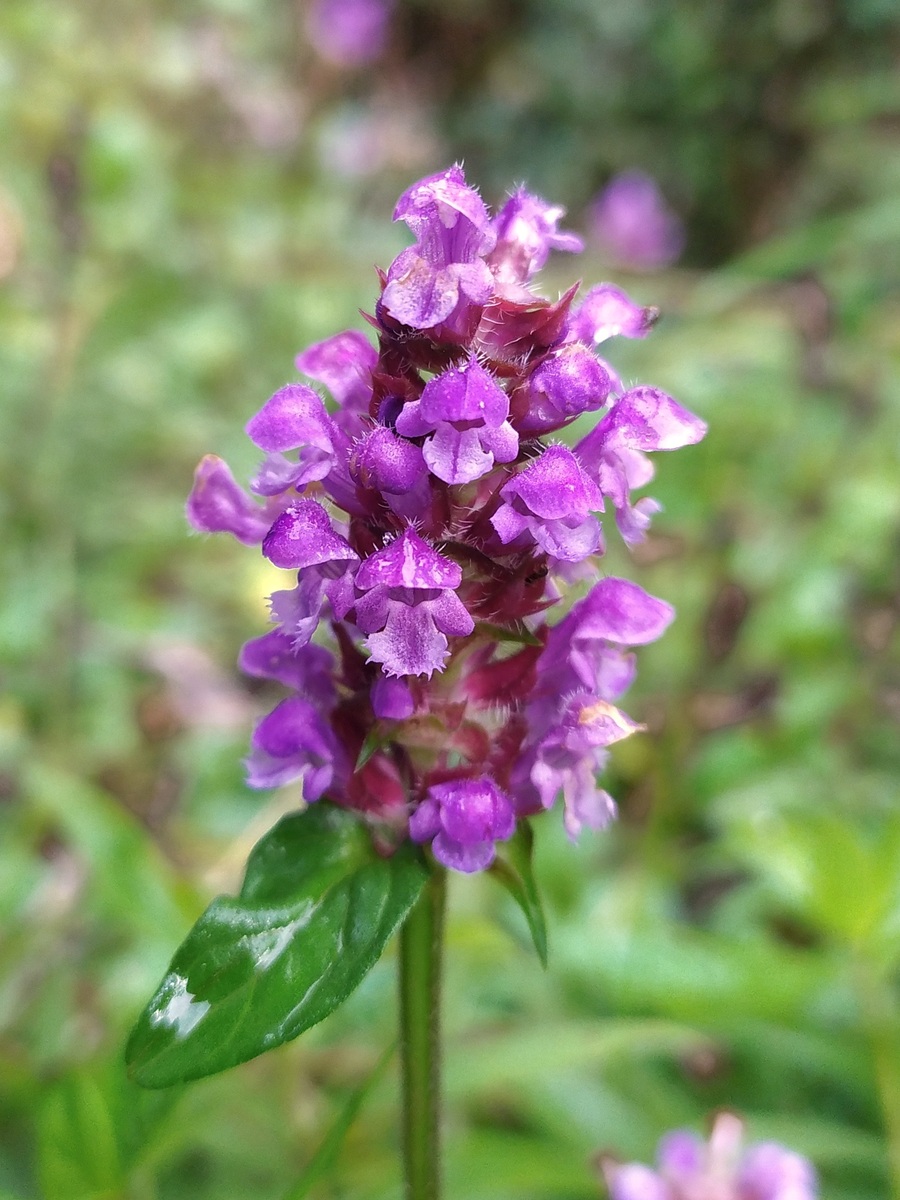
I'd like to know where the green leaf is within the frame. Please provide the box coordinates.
[490,822,548,966]
[126,805,427,1088]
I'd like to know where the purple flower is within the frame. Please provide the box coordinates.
[246,383,339,497]
[238,631,337,705]
[487,187,582,296]
[245,696,339,795]
[512,695,639,838]
[186,455,276,545]
[394,356,518,485]
[409,776,515,872]
[541,576,675,701]
[515,343,614,436]
[491,445,603,562]
[569,283,659,346]
[600,1113,818,1200]
[295,329,376,434]
[354,527,474,678]
[305,0,392,67]
[371,675,415,720]
[589,170,685,272]
[381,165,496,333]
[262,500,359,646]
[576,386,707,544]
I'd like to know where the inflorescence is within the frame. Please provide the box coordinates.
[187,164,707,873]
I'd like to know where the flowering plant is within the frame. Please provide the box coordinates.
[127,165,706,1195]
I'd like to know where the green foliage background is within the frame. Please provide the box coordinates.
[1,1,898,1197]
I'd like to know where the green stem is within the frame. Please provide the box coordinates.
[856,956,900,1198]
[399,867,446,1200]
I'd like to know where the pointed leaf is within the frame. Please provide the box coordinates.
[126,805,426,1088]
[490,821,548,966]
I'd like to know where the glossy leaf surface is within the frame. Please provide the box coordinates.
[127,805,427,1088]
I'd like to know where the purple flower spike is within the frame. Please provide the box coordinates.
[355,527,473,677]
[246,383,337,496]
[245,696,338,795]
[189,167,703,860]
[491,445,603,562]
[517,343,613,435]
[589,170,685,272]
[488,187,583,294]
[409,776,515,872]
[186,455,274,545]
[395,356,518,485]
[382,165,496,332]
[569,283,659,345]
[262,498,358,572]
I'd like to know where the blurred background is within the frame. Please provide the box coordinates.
[1,0,899,1197]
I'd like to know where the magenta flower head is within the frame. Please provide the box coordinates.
[599,1112,818,1200]
[589,170,685,272]
[186,162,706,874]
[304,0,393,68]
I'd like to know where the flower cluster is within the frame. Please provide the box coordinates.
[188,164,706,873]
[599,1112,818,1200]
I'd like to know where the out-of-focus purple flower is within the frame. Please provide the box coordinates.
[488,188,582,296]
[513,695,638,838]
[395,356,518,484]
[245,696,339,794]
[600,1113,818,1200]
[491,445,603,562]
[239,631,336,704]
[354,527,474,678]
[295,330,376,435]
[589,170,685,272]
[576,386,707,544]
[187,455,275,545]
[305,0,392,68]
[381,165,496,334]
[409,777,515,872]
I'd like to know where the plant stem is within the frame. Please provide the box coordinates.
[856,956,900,1198]
[399,867,446,1200]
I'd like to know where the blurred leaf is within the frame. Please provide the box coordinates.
[490,821,549,966]
[281,1039,395,1200]
[445,1018,711,1096]
[126,805,426,1087]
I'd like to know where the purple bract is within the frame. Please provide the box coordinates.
[187,163,706,868]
